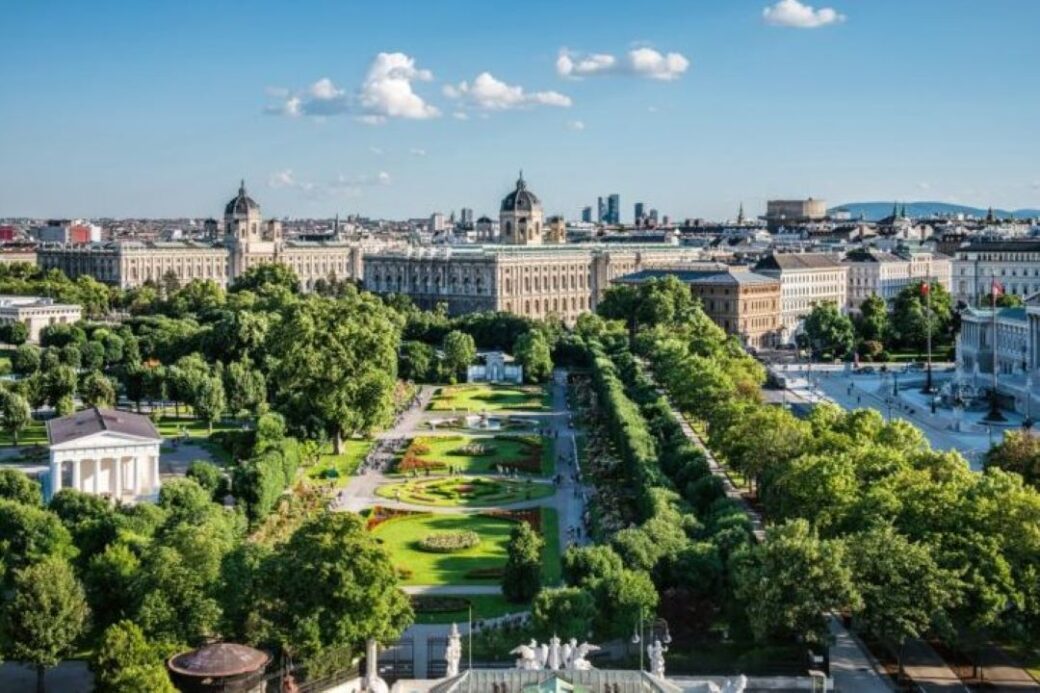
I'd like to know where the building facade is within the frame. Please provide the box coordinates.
[0,296,83,342]
[37,182,366,290]
[844,249,951,312]
[754,252,848,343]
[951,240,1040,306]
[616,266,782,348]
[765,198,827,229]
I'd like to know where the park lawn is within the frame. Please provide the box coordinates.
[429,384,548,413]
[153,415,241,439]
[0,419,48,447]
[306,439,373,487]
[411,593,526,625]
[375,476,554,507]
[371,512,514,586]
[397,434,552,476]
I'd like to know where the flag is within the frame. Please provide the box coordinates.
[920,282,930,297]
[992,280,1004,298]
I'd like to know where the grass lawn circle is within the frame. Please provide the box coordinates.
[376,475,553,507]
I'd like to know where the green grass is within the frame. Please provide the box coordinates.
[371,512,515,585]
[0,419,48,447]
[397,434,552,476]
[540,506,562,585]
[375,476,554,507]
[429,384,548,412]
[153,415,241,439]
[306,439,373,487]
[411,593,526,625]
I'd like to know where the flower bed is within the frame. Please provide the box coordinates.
[418,530,481,553]
[365,504,425,531]
[480,508,542,533]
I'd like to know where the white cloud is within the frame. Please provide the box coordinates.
[410,148,427,156]
[263,52,438,122]
[369,146,384,155]
[556,47,689,81]
[445,72,571,111]
[566,120,585,131]
[762,0,845,28]
[358,52,439,122]
[452,111,470,121]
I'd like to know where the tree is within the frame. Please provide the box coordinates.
[230,263,300,294]
[12,343,41,375]
[193,375,226,433]
[846,526,956,674]
[984,430,1040,488]
[513,331,553,383]
[1,557,89,693]
[0,500,74,586]
[3,321,28,346]
[49,489,120,563]
[0,468,40,506]
[731,519,860,645]
[803,301,855,358]
[502,521,543,602]
[91,620,175,693]
[995,293,1025,308]
[224,359,266,416]
[398,340,435,382]
[1,391,32,446]
[43,365,78,410]
[186,460,225,500]
[856,294,889,343]
[260,512,412,664]
[532,587,596,639]
[80,371,116,408]
[891,281,952,350]
[441,330,476,383]
[268,295,399,453]
[80,341,106,371]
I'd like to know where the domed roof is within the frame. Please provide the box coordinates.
[167,642,270,679]
[500,172,541,213]
[225,180,260,217]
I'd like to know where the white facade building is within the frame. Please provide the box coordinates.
[46,407,163,503]
[0,295,82,343]
[753,253,848,343]
[844,249,951,312]
[952,241,1040,306]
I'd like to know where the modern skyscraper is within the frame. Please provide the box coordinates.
[597,197,606,224]
[460,207,474,226]
[634,202,646,225]
[581,206,593,223]
[607,194,621,225]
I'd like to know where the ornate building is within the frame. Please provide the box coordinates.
[364,176,704,323]
[38,182,369,290]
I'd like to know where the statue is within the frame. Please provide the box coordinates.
[722,675,748,693]
[561,639,575,669]
[546,635,562,671]
[570,642,600,671]
[445,623,462,677]
[647,639,666,679]
[511,640,542,670]
[536,641,549,670]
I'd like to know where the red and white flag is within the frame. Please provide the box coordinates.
[992,280,1004,298]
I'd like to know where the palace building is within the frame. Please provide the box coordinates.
[38,182,368,290]
[362,174,704,322]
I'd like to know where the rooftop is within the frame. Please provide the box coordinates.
[754,252,844,271]
[47,407,161,446]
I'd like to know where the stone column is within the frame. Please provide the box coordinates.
[91,459,99,495]
[50,459,62,498]
[130,457,139,495]
[71,458,82,493]
[113,458,123,499]
[152,456,160,495]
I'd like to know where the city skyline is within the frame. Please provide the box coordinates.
[1,0,1039,220]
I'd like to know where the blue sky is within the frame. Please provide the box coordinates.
[1,0,1038,221]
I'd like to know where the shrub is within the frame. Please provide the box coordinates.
[411,595,470,613]
[464,566,505,579]
[418,530,480,553]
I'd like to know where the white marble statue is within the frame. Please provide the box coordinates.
[570,642,600,671]
[445,623,462,677]
[722,675,748,693]
[547,635,563,671]
[561,638,576,669]
[647,639,666,679]
[536,641,549,670]
[511,640,542,670]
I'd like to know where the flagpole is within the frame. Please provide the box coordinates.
[923,276,933,393]
[985,280,1007,422]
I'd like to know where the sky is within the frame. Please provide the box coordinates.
[1,0,1039,222]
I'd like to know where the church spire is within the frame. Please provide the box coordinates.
[737,202,745,225]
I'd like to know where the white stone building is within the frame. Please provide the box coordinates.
[844,249,951,312]
[951,240,1040,306]
[0,296,82,342]
[46,407,162,503]
[753,252,848,343]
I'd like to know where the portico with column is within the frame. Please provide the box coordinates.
[46,407,163,503]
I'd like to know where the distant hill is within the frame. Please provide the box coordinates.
[830,201,1040,221]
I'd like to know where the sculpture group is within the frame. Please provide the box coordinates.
[509,636,600,671]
